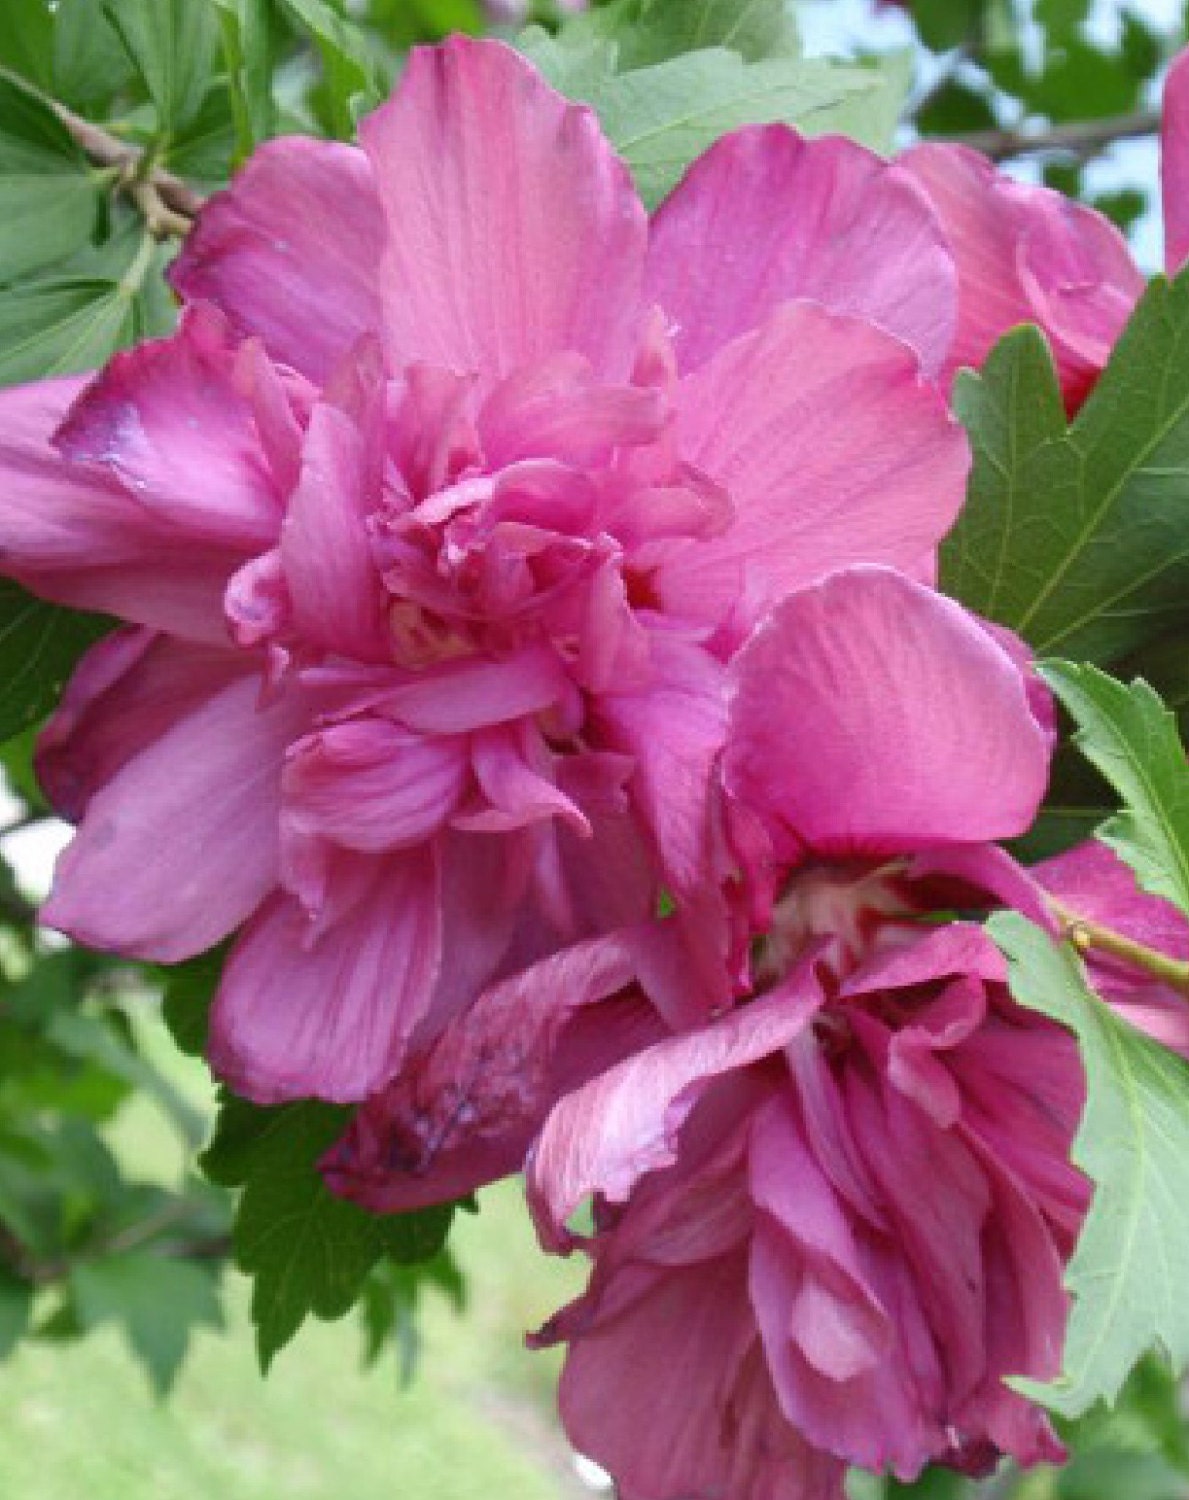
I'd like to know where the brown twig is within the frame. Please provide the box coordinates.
[951,107,1162,162]
[0,65,204,237]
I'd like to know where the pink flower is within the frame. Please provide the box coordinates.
[527,568,1084,1497]
[899,46,1189,412]
[0,39,966,1106]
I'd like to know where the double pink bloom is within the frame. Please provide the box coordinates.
[4,32,1189,1500]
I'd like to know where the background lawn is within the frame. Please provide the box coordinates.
[0,1011,593,1500]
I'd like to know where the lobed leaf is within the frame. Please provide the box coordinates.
[991,911,1189,1416]
[1041,661,1189,916]
[0,581,111,747]
[941,270,1189,668]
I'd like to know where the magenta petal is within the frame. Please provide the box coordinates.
[1164,50,1189,273]
[322,933,662,1211]
[42,659,308,962]
[280,402,387,660]
[0,376,246,642]
[170,137,385,383]
[659,303,968,629]
[647,127,956,376]
[360,37,646,380]
[55,305,283,548]
[529,974,823,1248]
[210,846,442,1103]
[724,568,1050,859]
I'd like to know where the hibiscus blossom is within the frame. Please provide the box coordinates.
[0,39,966,1105]
[527,567,1087,1499]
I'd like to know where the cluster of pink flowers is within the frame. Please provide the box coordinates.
[3,34,1189,1499]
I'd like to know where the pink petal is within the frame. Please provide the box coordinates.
[1163,50,1189,273]
[901,145,1141,406]
[321,933,662,1211]
[0,376,247,642]
[280,402,388,660]
[592,634,735,1019]
[360,37,647,380]
[724,567,1050,860]
[209,846,442,1103]
[170,137,385,383]
[647,127,956,377]
[528,972,823,1249]
[35,629,248,820]
[55,304,283,548]
[41,659,309,962]
[658,303,968,631]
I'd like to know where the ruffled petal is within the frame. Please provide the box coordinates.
[170,137,386,383]
[55,304,283,547]
[646,126,955,377]
[41,656,308,962]
[280,401,388,660]
[724,567,1050,859]
[321,932,661,1211]
[360,36,647,380]
[529,972,823,1248]
[658,303,968,631]
[209,846,442,1103]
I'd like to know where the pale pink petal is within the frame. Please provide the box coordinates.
[1163,50,1189,273]
[280,402,388,660]
[724,568,1050,859]
[0,376,248,642]
[378,647,571,734]
[528,972,823,1248]
[170,137,385,383]
[658,303,968,630]
[322,933,663,1211]
[55,305,283,548]
[458,723,588,834]
[647,127,956,376]
[42,662,309,962]
[209,846,442,1103]
[360,36,647,379]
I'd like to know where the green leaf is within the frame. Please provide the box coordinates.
[0,231,172,383]
[276,0,380,127]
[100,0,218,132]
[941,271,1189,667]
[70,1252,222,1395]
[573,0,801,69]
[584,49,902,210]
[0,76,100,285]
[991,911,1189,1416]
[53,0,138,110]
[1040,662,1189,916]
[204,1097,455,1369]
[208,0,275,157]
[0,1265,33,1358]
[160,947,226,1059]
[0,0,54,90]
[0,582,111,746]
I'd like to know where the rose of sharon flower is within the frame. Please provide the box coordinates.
[527,567,1088,1499]
[0,39,967,1106]
[900,46,1189,412]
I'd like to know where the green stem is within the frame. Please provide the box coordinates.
[1048,898,1189,998]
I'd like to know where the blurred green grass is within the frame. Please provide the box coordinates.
[0,1012,589,1500]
